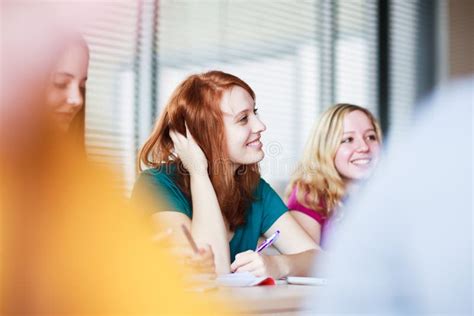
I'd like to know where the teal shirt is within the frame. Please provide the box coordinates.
[132,166,288,261]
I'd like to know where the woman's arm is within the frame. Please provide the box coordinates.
[189,173,230,274]
[169,128,230,274]
[230,212,320,279]
[290,211,322,245]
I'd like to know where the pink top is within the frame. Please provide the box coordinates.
[287,187,331,248]
[287,187,327,225]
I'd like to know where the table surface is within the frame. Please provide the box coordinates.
[202,283,322,315]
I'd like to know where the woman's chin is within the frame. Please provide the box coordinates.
[230,152,265,167]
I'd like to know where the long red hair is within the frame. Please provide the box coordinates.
[137,71,260,230]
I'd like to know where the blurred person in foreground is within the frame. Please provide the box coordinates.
[305,78,472,315]
[0,4,228,315]
[45,31,89,153]
[1,148,228,314]
[1,7,89,161]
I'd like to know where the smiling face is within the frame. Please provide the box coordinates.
[334,110,381,183]
[45,42,89,132]
[220,85,267,167]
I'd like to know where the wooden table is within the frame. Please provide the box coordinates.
[205,283,321,315]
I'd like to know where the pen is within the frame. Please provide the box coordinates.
[181,224,199,254]
[256,229,280,253]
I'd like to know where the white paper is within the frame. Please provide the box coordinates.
[286,276,327,286]
[216,271,274,287]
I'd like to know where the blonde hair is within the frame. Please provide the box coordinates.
[285,103,382,217]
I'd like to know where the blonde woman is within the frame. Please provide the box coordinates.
[285,104,382,246]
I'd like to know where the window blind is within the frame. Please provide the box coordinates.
[78,0,438,195]
[388,0,419,143]
[81,2,140,191]
[335,0,378,115]
[155,0,379,194]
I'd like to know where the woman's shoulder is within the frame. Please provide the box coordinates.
[250,178,288,230]
[288,184,326,206]
[132,164,191,215]
[255,177,276,195]
[136,164,181,188]
[140,164,177,178]
[249,178,284,204]
[287,185,327,222]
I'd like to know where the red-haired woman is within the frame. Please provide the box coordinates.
[132,71,318,278]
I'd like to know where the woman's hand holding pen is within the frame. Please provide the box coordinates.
[230,230,283,278]
[230,250,281,279]
[169,124,208,176]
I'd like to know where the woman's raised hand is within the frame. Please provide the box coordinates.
[169,124,208,176]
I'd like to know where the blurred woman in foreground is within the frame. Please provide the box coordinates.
[1,8,225,314]
[45,31,89,152]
